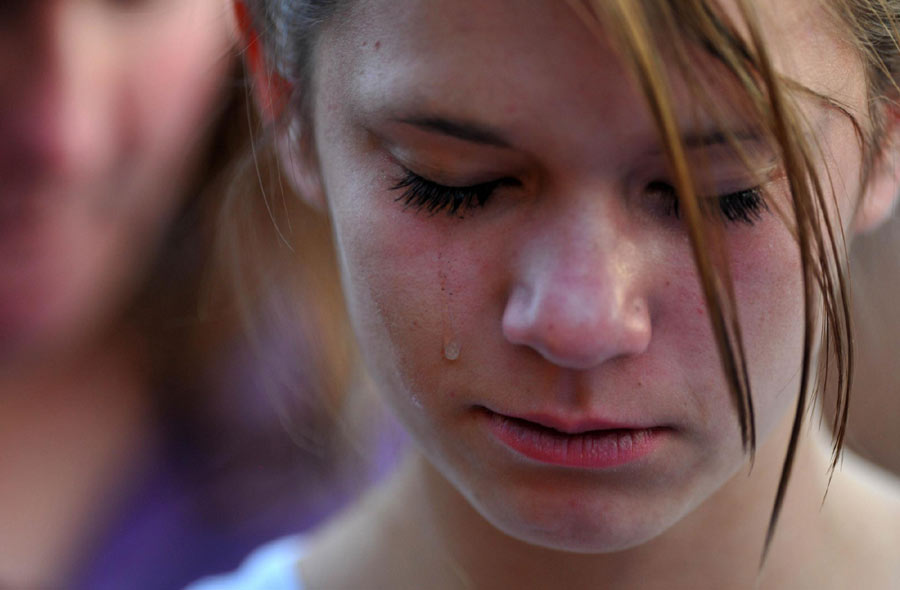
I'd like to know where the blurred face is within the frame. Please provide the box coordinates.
[305,0,877,552]
[0,0,233,364]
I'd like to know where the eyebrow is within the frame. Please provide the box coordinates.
[639,128,771,161]
[680,130,765,150]
[392,115,513,148]
[392,113,766,154]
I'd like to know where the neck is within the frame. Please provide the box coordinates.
[393,413,837,590]
[0,332,155,588]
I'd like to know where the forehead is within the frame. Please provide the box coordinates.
[315,0,863,150]
[321,0,633,123]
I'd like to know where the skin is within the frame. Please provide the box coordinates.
[0,1,234,586]
[252,0,900,587]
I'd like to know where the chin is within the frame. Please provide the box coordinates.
[466,478,684,554]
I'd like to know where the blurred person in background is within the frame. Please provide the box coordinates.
[0,2,399,589]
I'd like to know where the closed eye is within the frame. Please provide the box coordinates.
[647,181,769,225]
[391,169,521,217]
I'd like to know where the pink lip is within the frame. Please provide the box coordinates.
[483,409,667,469]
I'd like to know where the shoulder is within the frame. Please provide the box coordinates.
[825,451,900,587]
[185,535,309,590]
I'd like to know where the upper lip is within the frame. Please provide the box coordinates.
[483,407,659,435]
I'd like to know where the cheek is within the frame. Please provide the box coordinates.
[40,2,235,277]
[648,217,805,444]
[332,201,468,396]
[326,171,514,435]
[327,170,437,389]
[93,4,233,287]
[123,5,232,196]
[730,222,806,434]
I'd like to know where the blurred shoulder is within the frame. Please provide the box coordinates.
[837,449,900,517]
[185,535,308,590]
[827,450,900,587]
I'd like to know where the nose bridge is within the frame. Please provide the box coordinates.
[9,2,109,176]
[502,193,652,370]
[534,205,625,308]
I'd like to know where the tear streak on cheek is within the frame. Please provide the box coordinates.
[438,250,461,362]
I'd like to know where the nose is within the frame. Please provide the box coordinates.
[501,198,652,371]
[0,2,111,184]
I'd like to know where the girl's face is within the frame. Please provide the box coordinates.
[0,1,233,364]
[305,0,884,551]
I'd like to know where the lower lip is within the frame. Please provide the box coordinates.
[485,411,666,469]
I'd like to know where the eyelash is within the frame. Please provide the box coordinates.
[391,169,768,226]
[391,170,519,216]
[647,181,769,225]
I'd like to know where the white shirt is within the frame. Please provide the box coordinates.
[186,535,307,590]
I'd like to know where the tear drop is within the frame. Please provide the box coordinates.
[443,339,461,361]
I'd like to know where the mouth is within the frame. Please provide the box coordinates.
[480,408,670,469]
